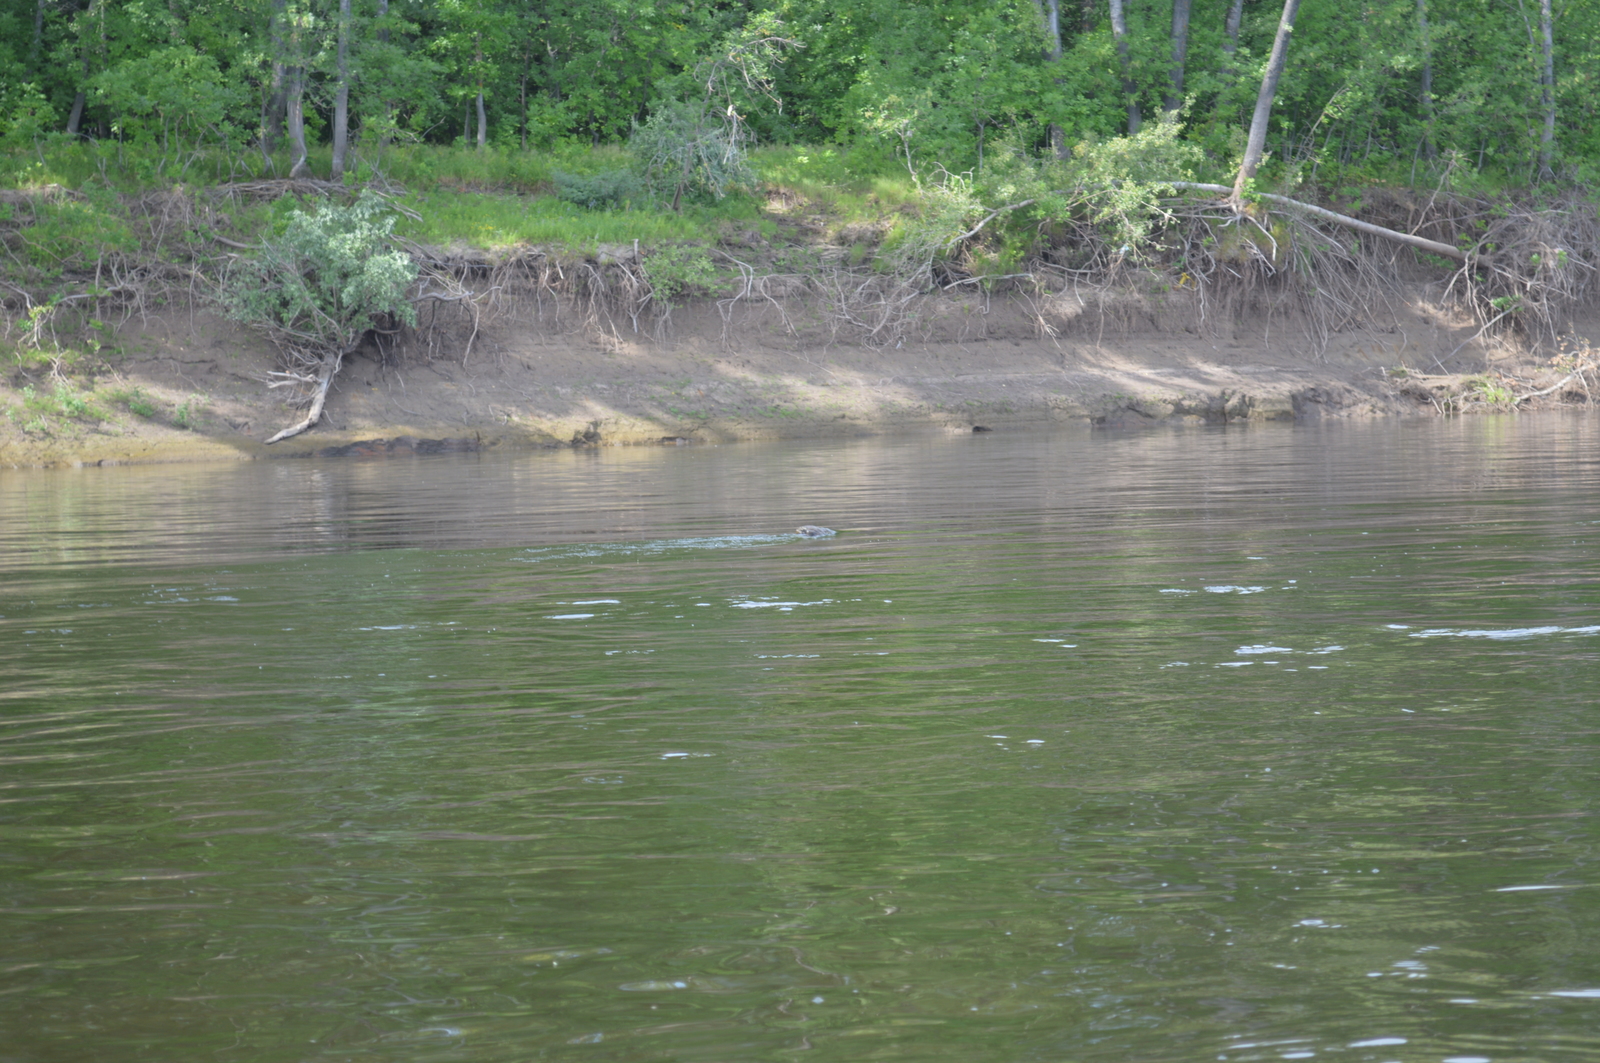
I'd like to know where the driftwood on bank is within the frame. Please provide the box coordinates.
[1168,182,1470,263]
[263,350,346,444]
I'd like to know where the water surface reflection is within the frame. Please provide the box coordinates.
[2,415,1599,1062]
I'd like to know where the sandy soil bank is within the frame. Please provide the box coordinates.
[2,292,1595,469]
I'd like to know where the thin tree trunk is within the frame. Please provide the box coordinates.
[330,0,351,178]
[1224,0,1243,55]
[66,0,103,137]
[1041,0,1062,61]
[66,89,86,136]
[263,0,288,160]
[1231,0,1302,210]
[286,65,309,178]
[376,0,394,147]
[1108,0,1140,135]
[1038,0,1067,156]
[475,33,488,150]
[1536,0,1555,180]
[1166,0,1192,113]
[31,0,45,62]
[1417,0,1434,160]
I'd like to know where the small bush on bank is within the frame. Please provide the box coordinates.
[222,191,418,358]
[553,169,645,210]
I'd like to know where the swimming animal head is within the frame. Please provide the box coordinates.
[796,525,836,539]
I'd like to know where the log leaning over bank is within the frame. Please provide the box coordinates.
[263,351,346,445]
[1168,182,1470,264]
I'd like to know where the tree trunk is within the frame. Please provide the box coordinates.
[375,0,394,147]
[1038,0,1067,156]
[1417,0,1434,160]
[330,0,351,179]
[262,0,288,160]
[474,34,488,150]
[1039,0,1062,60]
[1166,0,1192,113]
[1108,0,1140,135]
[1223,0,1244,56]
[1536,0,1555,180]
[1231,0,1302,211]
[31,0,45,62]
[286,65,310,178]
[66,89,86,136]
[65,0,103,137]
[1170,182,1469,262]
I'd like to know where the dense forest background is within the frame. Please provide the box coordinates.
[2,0,1597,188]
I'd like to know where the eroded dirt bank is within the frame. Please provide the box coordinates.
[3,292,1596,468]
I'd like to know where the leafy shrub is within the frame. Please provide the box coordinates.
[19,381,104,423]
[1064,114,1204,252]
[0,81,56,161]
[641,245,717,302]
[553,168,644,210]
[222,191,418,358]
[630,99,756,209]
[89,46,247,169]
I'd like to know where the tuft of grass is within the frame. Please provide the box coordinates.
[172,394,203,430]
[105,386,158,418]
[1468,375,1516,407]
[15,380,106,426]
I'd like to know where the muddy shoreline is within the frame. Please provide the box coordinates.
[3,296,1596,469]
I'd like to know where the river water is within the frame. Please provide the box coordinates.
[3,415,1600,1063]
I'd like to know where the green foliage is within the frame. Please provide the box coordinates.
[223,191,418,357]
[1469,375,1515,407]
[629,15,797,210]
[106,386,157,419]
[394,187,752,249]
[15,192,138,274]
[173,395,201,430]
[0,81,57,161]
[641,245,717,302]
[877,169,984,283]
[553,169,644,211]
[4,0,1598,196]
[631,99,756,208]
[17,380,104,425]
[1064,115,1205,252]
[89,46,246,171]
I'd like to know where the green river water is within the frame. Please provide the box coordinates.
[2,415,1599,1063]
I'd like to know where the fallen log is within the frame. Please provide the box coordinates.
[1168,181,1470,264]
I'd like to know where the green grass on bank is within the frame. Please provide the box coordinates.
[2,141,932,262]
[394,187,770,250]
[0,136,1571,293]
[2,135,1547,266]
